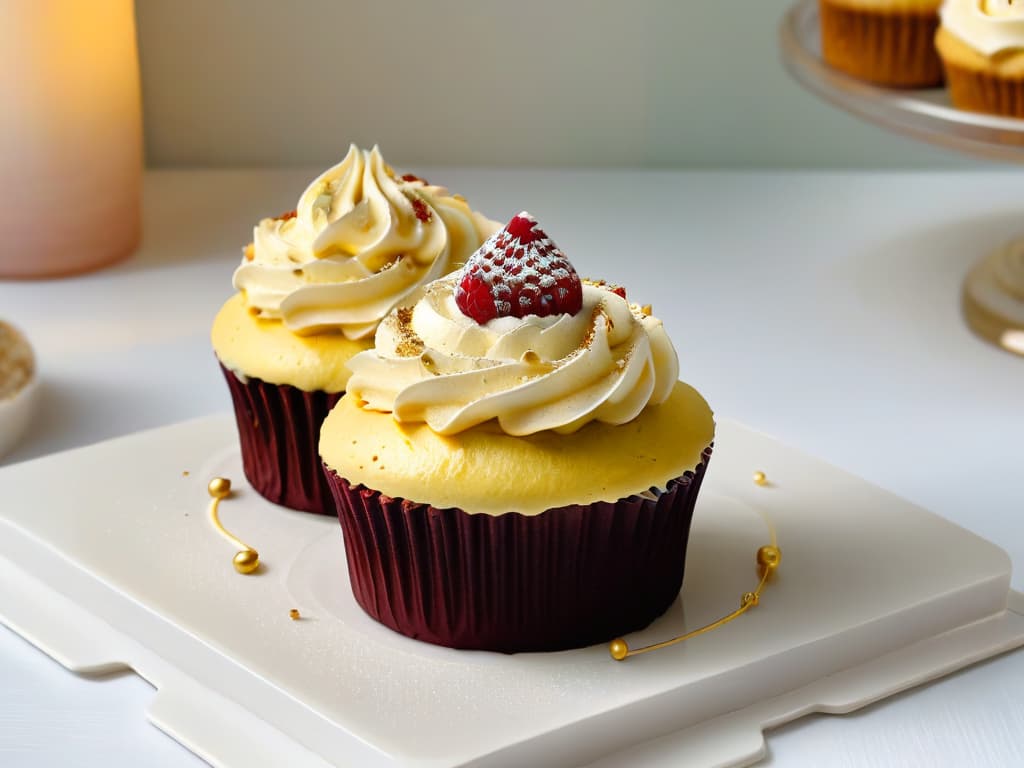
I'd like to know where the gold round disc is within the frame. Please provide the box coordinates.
[208,477,232,499]
[609,638,629,661]
[233,549,260,574]
[757,545,781,570]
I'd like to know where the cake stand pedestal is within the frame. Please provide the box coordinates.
[780,0,1024,356]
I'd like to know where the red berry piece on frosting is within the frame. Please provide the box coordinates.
[455,212,583,324]
[410,197,432,223]
[583,277,626,301]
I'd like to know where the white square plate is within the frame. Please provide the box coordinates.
[0,415,1021,767]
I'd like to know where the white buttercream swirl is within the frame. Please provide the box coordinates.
[346,279,680,436]
[942,0,1024,56]
[233,145,499,339]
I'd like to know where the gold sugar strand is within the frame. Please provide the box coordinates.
[609,545,780,660]
[609,470,780,661]
[207,477,260,574]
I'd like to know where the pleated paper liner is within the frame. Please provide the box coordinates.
[944,63,1024,119]
[819,0,943,87]
[326,446,712,653]
[219,363,341,515]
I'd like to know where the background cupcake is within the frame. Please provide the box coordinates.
[212,145,498,514]
[320,213,715,652]
[820,0,944,86]
[937,0,1024,116]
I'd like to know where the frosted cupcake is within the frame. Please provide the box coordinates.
[320,213,715,652]
[937,0,1024,116]
[819,0,944,86]
[212,145,498,514]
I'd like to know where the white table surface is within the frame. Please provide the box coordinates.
[0,169,1022,768]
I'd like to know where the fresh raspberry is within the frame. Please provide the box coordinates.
[455,212,583,324]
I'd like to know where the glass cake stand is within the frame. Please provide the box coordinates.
[779,0,1024,356]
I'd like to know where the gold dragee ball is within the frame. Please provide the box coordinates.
[741,591,759,608]
[609,638,629,661]
[233,548,260,574]
[753,471,768,486]
[757,545,782,571]
[208,477,232,499]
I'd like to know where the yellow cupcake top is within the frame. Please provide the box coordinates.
[212,293,368,392]
[320,382,713,516]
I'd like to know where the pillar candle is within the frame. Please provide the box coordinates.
[0,0,143,278]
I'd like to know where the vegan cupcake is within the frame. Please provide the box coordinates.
[320,213,715,652]
[936,0,1024,116]
[819,0,944,87]
[212,145,498,514]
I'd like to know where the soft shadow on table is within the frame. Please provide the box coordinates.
[2,377,162,465]
[760,646,1024,765]
[833,208,1023,348]
[75,664,138,682]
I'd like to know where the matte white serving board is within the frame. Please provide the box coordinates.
[0,415,1021,768]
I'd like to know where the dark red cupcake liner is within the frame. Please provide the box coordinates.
[326,445,712,653]
[219,363,341,515]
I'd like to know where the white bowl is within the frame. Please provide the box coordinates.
[0,365,38,461]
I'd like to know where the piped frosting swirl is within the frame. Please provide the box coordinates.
[233,145,499,339]
[346,277,679,436]
[941,0,1024,56]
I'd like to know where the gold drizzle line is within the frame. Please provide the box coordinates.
[207,477,260,574]
[609,471,781,661]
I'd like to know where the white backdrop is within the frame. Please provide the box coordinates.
[135,0,977,169]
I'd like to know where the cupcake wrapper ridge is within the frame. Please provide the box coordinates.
[943,63,1024,119]
[220,363,341,515]
[326,446,712,653]
[819,0,943,87]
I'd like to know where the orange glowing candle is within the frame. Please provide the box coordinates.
[0,0,143,278]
